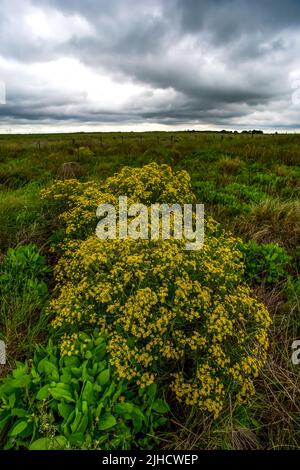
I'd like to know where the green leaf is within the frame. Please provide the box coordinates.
[9,393,16,408]
[9,420,28,437]
[115,402,134,415]
[146,383,157,400]
[98,413,117,431]
[95,402,104,418]
[82,401,88,414]
[58,403,74,420]
[36,385,50,400]
[98,369,110,386]
[59,371,72,384]
[71,367,82,378]
[29,436,67,450]
[77,413,89,434]
[85,350,93,359]
[131,409,144,432]
[70,410,82,433]
[152,399,169,414]
[64,356,80,368]
[82,381,95,404]
[49,387,75,403]
[69,432,84,446]
[11,408,28,418]
[37,359,59,381]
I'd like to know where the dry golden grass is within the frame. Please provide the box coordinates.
[239,199,300,252]
[218,157,243,175]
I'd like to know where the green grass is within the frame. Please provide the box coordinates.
[0,245,51,377]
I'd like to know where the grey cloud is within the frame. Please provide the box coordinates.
[1,0,300,130]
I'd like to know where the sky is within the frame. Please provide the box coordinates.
[1,0,300,133]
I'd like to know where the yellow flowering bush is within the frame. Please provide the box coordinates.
[42,163,271,418]
[41,163,194,240]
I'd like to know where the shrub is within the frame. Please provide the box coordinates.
[194,181,264,215]
[41,162,195,242]
[101,162,194,205]
[240,241,291,284]
[76,147,94,163]
[0,331,168,450]
[0,244,50,293]
[43,163,271,419]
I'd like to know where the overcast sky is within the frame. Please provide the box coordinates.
[1,0,300,133]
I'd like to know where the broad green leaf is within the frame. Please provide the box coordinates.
[69,432,84,445]
[152,399,169,414]
[29,436,67,450]
[98,413,117,431]
[9,420,28,437]
[115,402,134,415]
[98,369,110,386]
[36,385,50,400]
[49,387,75,403]
[64,356,80,368]
[146,383,157,400]
[82,381,95,404]
[11,408,28,418]
[37,359,59,381]
[58,403,74,420]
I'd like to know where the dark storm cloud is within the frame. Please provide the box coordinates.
[1,0,300,130]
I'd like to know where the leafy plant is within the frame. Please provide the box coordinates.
[240,240,291,284]
[0,244,50,294]
[0,331,168,450]
[0,245,51,369]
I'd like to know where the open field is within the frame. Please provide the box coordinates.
[0,131,300,450]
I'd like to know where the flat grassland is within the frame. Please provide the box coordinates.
[0,131,299,449]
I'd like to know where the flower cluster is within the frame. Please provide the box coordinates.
[42,163,271,418]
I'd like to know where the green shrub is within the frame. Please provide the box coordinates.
[0,244,50,294]
[76,147,94,164]
[0,331,168,450]
[240,240,291,284]
[194,181,259,215]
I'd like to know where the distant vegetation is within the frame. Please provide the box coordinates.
[0,131,299,449]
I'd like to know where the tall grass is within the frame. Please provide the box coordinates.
[0,245,51,376]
